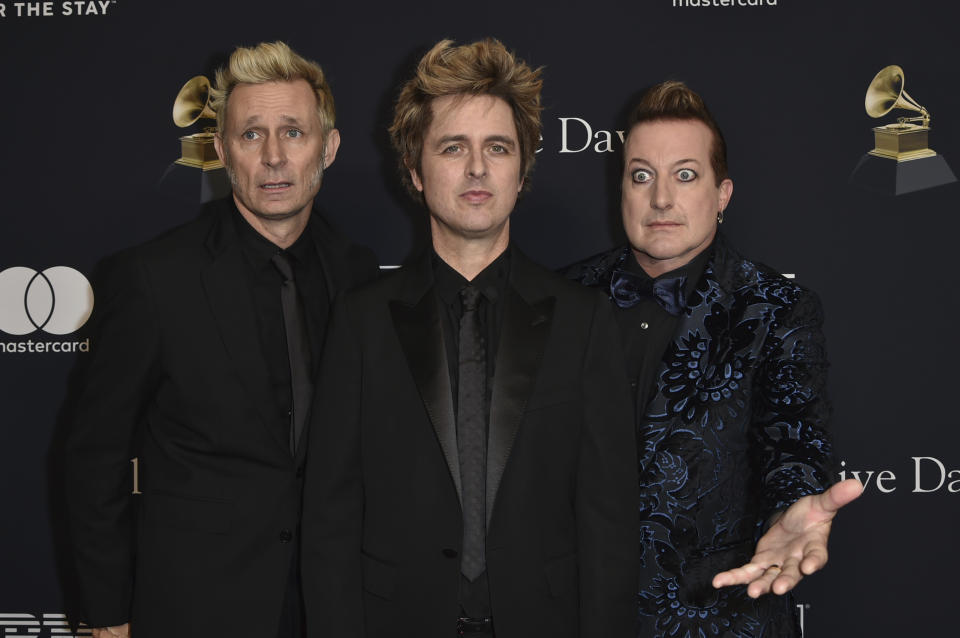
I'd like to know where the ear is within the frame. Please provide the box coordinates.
[213,133,226,164]
[322,128,341,169]
[718,178,733,211]
[408,161,424,192]
[518,174,524,193]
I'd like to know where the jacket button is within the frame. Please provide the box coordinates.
[442,548,458,558]
[280,529,293,543]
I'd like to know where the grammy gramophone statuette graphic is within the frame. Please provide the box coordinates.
[850,65,956,195]
[158,74,230,203]
[173,75,223,171]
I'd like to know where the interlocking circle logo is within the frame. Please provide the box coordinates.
[0,267,94,335]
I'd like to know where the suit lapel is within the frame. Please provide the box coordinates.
[309,212,346,306]
[390,256,462,504]
[486,251,554,526]
[201,204,290,454]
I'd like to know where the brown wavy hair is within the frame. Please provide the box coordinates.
[389,38,543,199]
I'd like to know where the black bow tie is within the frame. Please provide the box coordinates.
[609,269,687,315]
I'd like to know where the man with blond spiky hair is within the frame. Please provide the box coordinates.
[64,41,377,638]
[301,39,638,638]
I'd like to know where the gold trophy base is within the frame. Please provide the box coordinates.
[868,125,936,162]
[176,133,224,171]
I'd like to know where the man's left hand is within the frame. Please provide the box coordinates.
[711,478,863,598]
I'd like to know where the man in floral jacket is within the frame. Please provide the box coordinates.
[565,80,862,637]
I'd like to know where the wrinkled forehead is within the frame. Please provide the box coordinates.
[224,79,321,128]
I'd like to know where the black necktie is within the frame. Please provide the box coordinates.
[609,268,687,315]
[272,252,313,454]
[457,285,487,582]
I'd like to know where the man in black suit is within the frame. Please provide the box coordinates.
[300,39,639,638]
[64,41,377,638]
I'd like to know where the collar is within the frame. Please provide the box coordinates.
[432,246,512,307]
[232,200,316,271]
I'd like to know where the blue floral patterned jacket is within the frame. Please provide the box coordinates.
[566,233,837,638]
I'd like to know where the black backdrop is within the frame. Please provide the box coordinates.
[2,1,958,635]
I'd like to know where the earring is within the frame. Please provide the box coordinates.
[717,210,724,224]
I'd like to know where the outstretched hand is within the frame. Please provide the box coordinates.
[712,478,863,598]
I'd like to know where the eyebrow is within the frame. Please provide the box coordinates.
[433,134,518,147]
[239,114,307,129]
[627,157,701,167]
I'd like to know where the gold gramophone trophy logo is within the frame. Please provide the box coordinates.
[173,75,223,171]
[850,65,955,195]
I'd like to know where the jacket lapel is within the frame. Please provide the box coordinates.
[390,256,462,504]
[201,203,290,454]
[486,250,554,526]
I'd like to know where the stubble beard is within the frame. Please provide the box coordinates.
[223,147,325,222]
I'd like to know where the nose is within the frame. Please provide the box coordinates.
[651,177,673,210]
[465,150,487,179]
[261,134,286,168]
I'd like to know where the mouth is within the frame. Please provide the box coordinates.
[647,220,683,229]
[460,190,492,204]
[260,181,293,193]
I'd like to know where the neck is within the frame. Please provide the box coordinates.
[431,220,510,281]
[234,194,311,249]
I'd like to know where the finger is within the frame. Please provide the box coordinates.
[799,538,829,575]
[712,562,765,588]
[771,556,803,595]
[746,564,783,598]
[814,478,864,516]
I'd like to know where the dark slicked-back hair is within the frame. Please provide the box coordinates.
[389,38,543,200]
[626,80,728,185]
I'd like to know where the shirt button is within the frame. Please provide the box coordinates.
[640,322,649,330]
[279,529,293,543]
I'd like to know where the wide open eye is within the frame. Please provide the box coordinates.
[631,168,653,184]
[677,168,697,182]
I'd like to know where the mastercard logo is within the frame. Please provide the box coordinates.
[0,267,94,335]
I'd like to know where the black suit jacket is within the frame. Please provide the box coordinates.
[63,198,377,637]
[301,247,639,638]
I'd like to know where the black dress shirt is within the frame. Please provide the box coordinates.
[433,248,511,619]
[616,243,713,409]
[234,207,329,448]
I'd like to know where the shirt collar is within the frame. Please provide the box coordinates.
[232,200,316,271]
[624,240,714,301]
[433,246,512,307]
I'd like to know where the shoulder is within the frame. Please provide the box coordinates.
[720,248,824,327]
[513,251,613,327]
[129,200,225,266]
[558,245,629,289]
[309,213,379,285]
[91,201,224,291]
